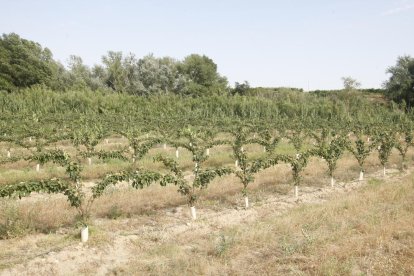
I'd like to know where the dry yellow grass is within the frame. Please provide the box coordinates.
[113,169,414,276]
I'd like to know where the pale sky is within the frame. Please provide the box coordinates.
[1,0,413,90]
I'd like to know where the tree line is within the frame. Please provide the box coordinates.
[0,33,228,96]
[0,32,413,105]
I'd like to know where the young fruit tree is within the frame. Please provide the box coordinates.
[279,150,315,198]
[347,126,377,181]
[395,122,413,170]
[0,149,94,241]
[154,128,232,220]
[312,128,348,187]
[373,128,396,176]
[229,126,279,208]
[119,127,162,164]
[72,122,105,166]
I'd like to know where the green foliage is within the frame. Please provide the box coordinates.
[279,150,315,186]
[232,81,251,96]
[178,54,228,96]
[96,149,128,162]
[313,129,348,177]
[72,122,105,158]
[0,33,55,91]
[28,149,69,166]
[384,55,414,109]
[341,76,361,92]
[286,126,307,153]
[0,179,80,206]
[154,143,232,206]
[395,123,414,169]
[374,128,396,167]
[92,169,167,199]
[347,132,377,171]
[229,126,279,196]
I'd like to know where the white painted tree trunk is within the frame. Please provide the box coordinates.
[263,146,266,153]
[330,176,334,187]
[36,164,40,172]
[132,157,135,163]
[29,137,32,142]
[7,150,10,158]
[235,160,238,168]
[88,157,92,166]
[383,166,386,176]
[295,185,299,198]
[175,149,179,159]
[359,171,364,181]
[105,139,109,144]
[241,146,244,152]
[163,143,167,149]
[190,206,197,220]
[81,226,89,243]
[206,148,210,156]
[244,196,249,209]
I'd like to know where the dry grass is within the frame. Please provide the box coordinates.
[0,233,77,270]
[114,169,414,275]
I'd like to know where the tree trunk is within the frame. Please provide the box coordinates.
[330,176,334,187]
[88,157,92,166]
[175,149,179,159]
[206,148,210,156]
[295,185,299,198]
[7,150,10,158]
[244,196,249,209]
[36,164,40,172]
[359,170,364,181]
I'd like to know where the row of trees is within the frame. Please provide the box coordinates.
[1,32,413,103]
[0,116,412,240]
[0,33,228,96]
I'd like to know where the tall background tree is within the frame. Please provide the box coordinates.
[341,76,361,92]
[178,54,228,96]
[0,33,55,92]
[384,56,414,109]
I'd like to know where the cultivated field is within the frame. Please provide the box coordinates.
[0,136,413,275]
